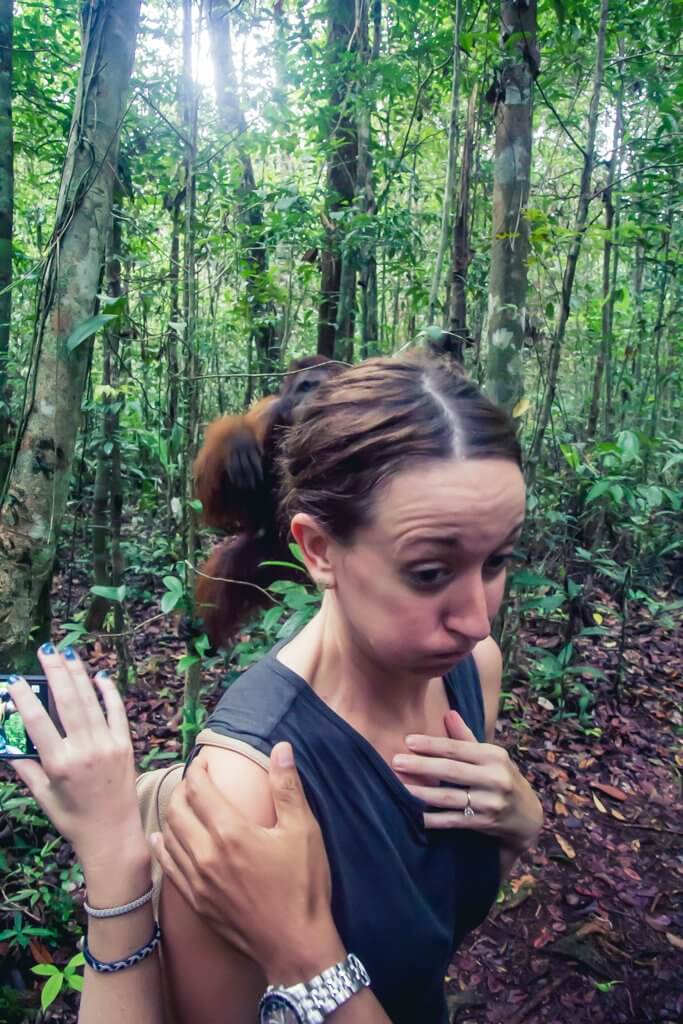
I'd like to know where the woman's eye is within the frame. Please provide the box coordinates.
[407,566,451,588]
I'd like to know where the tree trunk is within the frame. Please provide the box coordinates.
[207,0,277,388]
[181,0,203,756]
[587,39,624,438]
[428,0,463,324]
[447,85,478,363]
[528,0,609,475]
[318,0,358,358]
[0,0,141,669]
[0,0,13,487]
[485,0,537,413]
[86,206,123,634]
[358,0,380,358]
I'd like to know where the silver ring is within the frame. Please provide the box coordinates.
[463,788,475,817]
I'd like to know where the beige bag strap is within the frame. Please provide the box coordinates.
[135,730,270,911]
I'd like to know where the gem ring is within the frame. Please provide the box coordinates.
[463,788,475,817]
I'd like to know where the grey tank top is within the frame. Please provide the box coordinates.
[200,648,500,1023]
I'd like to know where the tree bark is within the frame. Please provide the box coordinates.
[357,0,380,358]
[428,0,463,324]
[0,0,141,668]
[86,206,123,635]
[485,0,537,413]
[318,0,358,358]
[587,39,623,438]
[446,85,478,363]
[207,0,277,390]
[528,0,609,474]
[181,0,203,755]
[0,0,13,487]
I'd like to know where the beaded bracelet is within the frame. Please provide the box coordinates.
[84,884,154,919]
[83,921,161,974]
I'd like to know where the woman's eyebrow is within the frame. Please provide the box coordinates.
[404,521,525,550]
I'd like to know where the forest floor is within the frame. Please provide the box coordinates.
[1,581,681,1023]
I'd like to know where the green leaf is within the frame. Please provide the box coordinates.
[520,594,566,613]
[163,576,184,595]
[67,973,84,993]
[510,569,558,588]
[65,952,86,973]
[31,964,59,977]
[161,590,181,614]
[41,971,64,1011]
[177,653,200,673]
[585,480,611,504]
[65,314,116,352]
[90,584,126,603]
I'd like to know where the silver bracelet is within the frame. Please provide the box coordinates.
[83,883,155,919]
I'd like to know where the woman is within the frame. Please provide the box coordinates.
[159,354,543,1023]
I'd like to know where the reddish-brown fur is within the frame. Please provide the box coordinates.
[193,356,344,650]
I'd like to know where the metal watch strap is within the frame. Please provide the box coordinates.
[262,952,370,1023]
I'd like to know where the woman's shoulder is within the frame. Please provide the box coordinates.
[187,745,276,827]
[206,647,306,754]
[444,639,502,743]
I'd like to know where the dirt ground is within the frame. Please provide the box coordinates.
[1,589,681,1023]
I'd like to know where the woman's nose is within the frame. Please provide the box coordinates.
[443,573,491,643]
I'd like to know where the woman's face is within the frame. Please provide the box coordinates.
[330,458,526,677]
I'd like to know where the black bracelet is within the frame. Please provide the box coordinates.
[83,921,161,974]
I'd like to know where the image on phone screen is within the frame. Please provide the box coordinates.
[0,676,49,759]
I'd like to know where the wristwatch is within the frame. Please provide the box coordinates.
[258,952,371,1024]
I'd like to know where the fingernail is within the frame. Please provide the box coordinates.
[39,642,55,656]
[95,670,110,680]
[393,755,410,769]
[273,742,294,768]
[405,735,419,749]
[63,647,77,661]
[8,674,25,685]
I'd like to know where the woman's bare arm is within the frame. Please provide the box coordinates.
[157,743,392,1023]
[474,637,543,879]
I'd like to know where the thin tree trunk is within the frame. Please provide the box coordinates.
[165,188,183,433]
[358,0,380,358]
[485,0,538,413]
[0,0,13,487]
[528,0,609,475]
[318,0,358,358]
[86,205,123,635]
[447,85,478,363]
[0,0,141,668]
[587,39,624,438]
[181,0,202,756]
[208,0,277,387]
[428,0,463,324]
[646,189,673,451]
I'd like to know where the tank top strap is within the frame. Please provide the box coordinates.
[443,654,486,742]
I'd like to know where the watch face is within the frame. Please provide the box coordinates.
[259,991,303,1024]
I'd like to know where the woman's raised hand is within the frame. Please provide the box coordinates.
[394,709,543,854]
[7,646,146,876]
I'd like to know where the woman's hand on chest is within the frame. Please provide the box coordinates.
[391,709,543,853]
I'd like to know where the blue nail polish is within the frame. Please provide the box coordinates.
[63,647,77,660]
[39,642,55,656]
[8,674,24,685]
[96,670,110,679]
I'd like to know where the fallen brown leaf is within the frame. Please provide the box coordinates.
[554,833,576,859]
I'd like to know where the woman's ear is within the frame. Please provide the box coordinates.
[290,513,336,590]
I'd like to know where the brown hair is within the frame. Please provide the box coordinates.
[280,353,522,542]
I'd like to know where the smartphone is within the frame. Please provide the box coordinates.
[0,675,53,760]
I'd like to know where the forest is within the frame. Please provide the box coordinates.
[0,0,680,1021]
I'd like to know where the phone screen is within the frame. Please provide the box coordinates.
[0,676,49,759]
